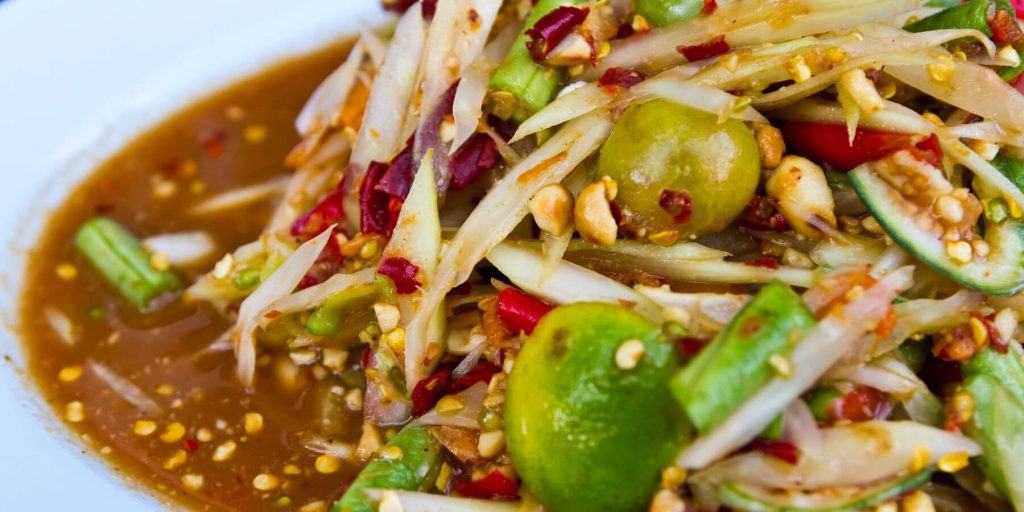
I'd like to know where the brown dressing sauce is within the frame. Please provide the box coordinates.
[19,40,362,511]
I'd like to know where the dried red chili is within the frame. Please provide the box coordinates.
[447,361,501,394]
[740,195,790,232]
[525,6,591,62]
[451,133,500,191]
[377,257,422,294]
[597,67,646,89]
[676,35,729,61]
[658,189,692,224]
[495,288,554,335]
[291,186,346,241]
[411,365,453,416]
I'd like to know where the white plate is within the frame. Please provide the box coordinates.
[0,1,385,509]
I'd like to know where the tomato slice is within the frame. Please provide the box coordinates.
[781,122,941,171]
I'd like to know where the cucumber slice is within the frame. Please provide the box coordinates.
[718,469,933,512]
[849,165,1024,296]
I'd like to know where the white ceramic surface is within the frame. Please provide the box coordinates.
[0,1,385,509]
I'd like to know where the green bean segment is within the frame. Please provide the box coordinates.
[488,0,587,121]
[332,426,443,512]
[634,0,704,27]
[74,216,180,309]
[671,282,815,433]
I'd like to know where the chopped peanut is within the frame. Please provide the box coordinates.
[529,184,574,237]
[614,339,645,370]
[244,412,264,435]
[574,181,618,246]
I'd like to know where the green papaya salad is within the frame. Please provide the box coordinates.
[171,0,1024,510]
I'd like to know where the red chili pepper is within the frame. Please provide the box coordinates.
[183,438,200,453]
[375,142,415,199]
[740,195,790,232]
[676,35,729,61]
[525,6,591,62]
[659,189,693,224]
[360,161,395,236]
[747,438,800,465]
[291,186,346,241]
[496,288,554,335]
[411,365,452,416]
[298,235,347,289]
[377,257,422,294]
[447,361,501,394]
[451,133,500,191]
[970,312,1009,353]
[675,337,709,358]
[990,9,1024,46]
[781,122,943,171]
[745,257,779,269]
[702,0,718,15]
[453,470,520,499]
[598,67,646,89]
[828,386,890,422]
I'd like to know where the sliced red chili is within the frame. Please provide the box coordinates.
[451,133,500,191]
[525,6,591,62]
[702,0,718,15]
[411,365,453,416]
[597,67,646,89]
[446,361,501,394]
[375,141,415,199]
[747,438,799,465]
[740,195,790,232]
[291,186,346,241]
[298,235,347,289]
[360,161,395,236]
[377,257,422,294]
[453,469,520,499]
[781,122,943,171]
[183,438,200,453]
[495,288,554,335]
[676,35,729,61]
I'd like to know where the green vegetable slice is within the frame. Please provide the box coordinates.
[961,349,1024,507]
[671,282,815,433]
[307,276,394,337]
[488,0,587,121]
[332,426,443,512]
[718,469,933,512]
[74,216,180,310]
[905,0,1024,81]
[849,164,1024,295]
[634,0,704,27]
